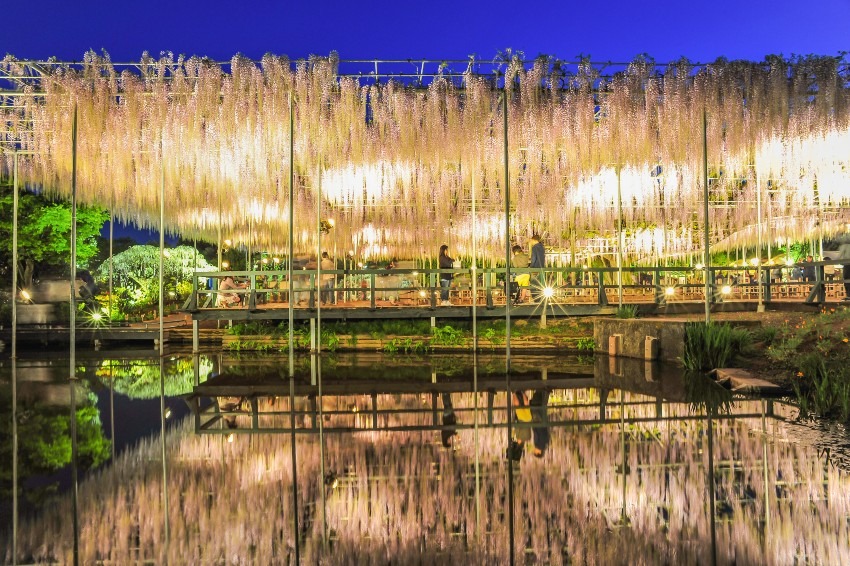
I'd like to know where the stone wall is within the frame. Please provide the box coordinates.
[593,318,686,363]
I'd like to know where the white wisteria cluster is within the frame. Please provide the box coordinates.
[5,390,849,564]
[1,53,849,261]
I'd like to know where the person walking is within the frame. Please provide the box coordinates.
[529,234,546,301]
[438,244,454,306]
[839,239,850,300]
[320,251,335,304]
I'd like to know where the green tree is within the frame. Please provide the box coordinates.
[0,187,109,290]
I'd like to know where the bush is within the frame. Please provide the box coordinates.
[684,322,751,372]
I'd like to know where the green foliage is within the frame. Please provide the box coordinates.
[615,305,639,319]
[576,337,595,352]
[431,325,466,346]
[98,356,214,398]
[94,245,217,315]
[683,322,751,372]
[0,189,108,288]
[791,353,850,422]
[752,326,778,346]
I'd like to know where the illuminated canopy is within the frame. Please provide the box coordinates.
[1,53,849,261]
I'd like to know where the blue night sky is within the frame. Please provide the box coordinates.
[3,0,848,64]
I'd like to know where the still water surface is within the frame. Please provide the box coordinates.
[1,350,848,565]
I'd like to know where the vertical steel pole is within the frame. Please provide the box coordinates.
[288,93,295,380]
[702,110,711,324]
[502,89,515,566]
[158,139,170,557]
[11,151,19,566]
[503,93,511,368]
[69,104,80,566]
[108,193,113,322]
[471,167,481,538]
[617,166,624,308]
[288,91,300,565]
[756,172,765,312]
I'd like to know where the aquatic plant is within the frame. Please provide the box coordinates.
[683,322,751,372]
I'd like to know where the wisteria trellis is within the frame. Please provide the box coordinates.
[1,52,849,261]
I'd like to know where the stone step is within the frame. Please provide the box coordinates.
[711,368,782,393]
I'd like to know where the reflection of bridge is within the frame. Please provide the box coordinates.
[187,262,844,322]
[187,355,770,435]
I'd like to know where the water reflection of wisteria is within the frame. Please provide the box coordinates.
[6,391,850,565]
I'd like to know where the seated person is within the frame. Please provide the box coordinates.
[218,275,245,306]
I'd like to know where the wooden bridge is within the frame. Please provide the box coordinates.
[184,261,845,322]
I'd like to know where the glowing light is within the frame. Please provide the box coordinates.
[162,249,171,258]
[543,286,555,298]
[749,258,759,267]
[419,290,426,298]
[357,262,364,268]
[226,433,234,443]
[224,239,232,247]
[20,289,31,301]
[262,258,269,264]
[785,258,795,266]
[221,261,230,269]
[721,285,732,295]
[91,312,103,322]
[165,408,172,419]
[326,218,335,227]
[168,291,176,298]
[348,250,355,257]
[273,257,280,264]
[694,263,704,270]
[665,286,675,296]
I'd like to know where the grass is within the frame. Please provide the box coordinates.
[615,305,639,319]
[683,322,752,372]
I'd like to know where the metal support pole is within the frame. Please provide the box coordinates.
[69,104,80,566]
[502,93,511,370]
[11,151,19,565]
[617,166,624,309]
[756,172,765,312]
[702,110,711,324]
[108,192,114,323]
[502,89,515,566]
[158,139,170,555]
[288,93,295,381]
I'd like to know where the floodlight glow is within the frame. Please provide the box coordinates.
[721,285,732,295]
[221,261,230,269]
[419,290,426,298]
[543,286,555,298]
[91,312,103,322]
[665,286,675,296]
[20,289,31,301]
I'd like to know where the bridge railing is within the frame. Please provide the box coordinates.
[183,260,848,311]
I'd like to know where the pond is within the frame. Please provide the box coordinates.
[1,349,849,565]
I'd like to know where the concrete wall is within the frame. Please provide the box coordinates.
[593,318,686,363]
